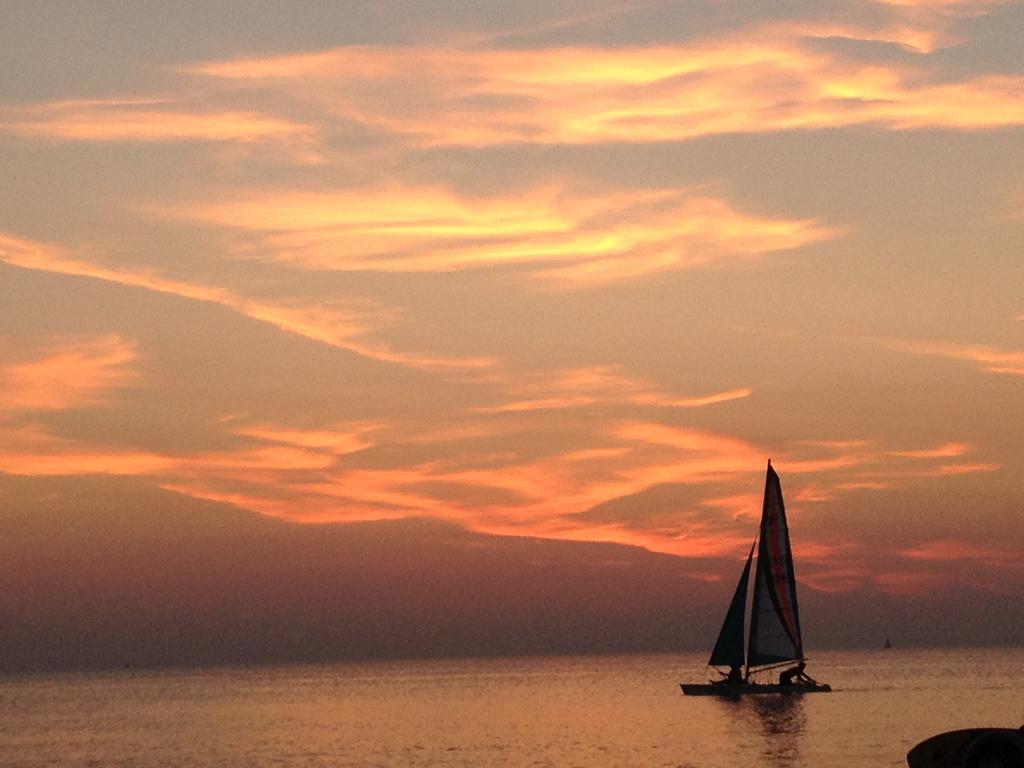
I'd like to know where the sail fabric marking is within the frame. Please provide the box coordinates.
[707,541,755,669]
[747,462,804,668]
[764,487,800,649]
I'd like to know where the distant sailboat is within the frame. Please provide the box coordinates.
[681,461,831,696]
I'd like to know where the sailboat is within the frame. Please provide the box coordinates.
[681,461,831,696]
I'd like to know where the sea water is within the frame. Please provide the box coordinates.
[0,647,1022,767]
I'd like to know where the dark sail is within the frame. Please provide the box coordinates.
[747,461,804,668]
[708,542,755,669]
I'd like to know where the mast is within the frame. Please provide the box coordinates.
[747,460,804,672]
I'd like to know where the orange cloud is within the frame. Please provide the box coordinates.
[631,388,753,409]
[0,335,137,412]
[0,304,1001,566]
[0,372,976,559]
[154,416,773,556]
[700,493,762,520]
[0,421,337,480]
[474,396,597,414]
[1,450,175,477]
[801,566,872,593]
[862,538,1024,595]
[0,398,1002,566]
[835,480,893,491]
[0,232,491,374]
[0,425,174,476]
[0,99,314,145]
[872,0,1008,9]
[865,0,1013,52]
[184,445,337,473]
[475,364,752,413]
[170,460,484,525]
[901,539,1018,562]
[192,29,1024,148]
[799,439,873,450]
[890,441,970,458]
[141,423,1002,562]
[937,462,1001,475]
[231,423,380,455]
[166,185,833,285]
[612,421,761,460]
[792,482,836,503]
[885,338,1024,377]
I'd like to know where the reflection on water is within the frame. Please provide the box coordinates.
[750,695,806,767]
[716,694,806,768]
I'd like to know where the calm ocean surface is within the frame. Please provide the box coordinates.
[1,647,1021,767]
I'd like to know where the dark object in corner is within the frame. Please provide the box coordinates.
[907,727,1024,768]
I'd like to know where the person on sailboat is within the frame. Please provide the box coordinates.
[711,664,744,686]
[779,661,816,686]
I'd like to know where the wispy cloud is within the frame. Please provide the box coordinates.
[0,266,998,563]
[866,0,1013,49]
[889,441,970,459]
[0,233,492,373]
[450,3,656,48]
[0,424,174,476]
[191,26,1024,149]
[871,0,1009,10]
[801,565,873,593]
[0,98,315,148]
[3,13,1017,165]
[936,461,1001,475]
[884,338,1024,377]
[901,538,1017,562]
[0,335,137,413]
[799,436,998,480]
[231,422,381,455]
[0,426,346,481]
[474,364,751,413]
[882,538,1024,594]
[165,185,835,285]
[631,388,753,409]
[0,393,1003,565]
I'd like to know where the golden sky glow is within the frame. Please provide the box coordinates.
[1,0,1022,641]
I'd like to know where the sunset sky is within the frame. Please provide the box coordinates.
[1,1,1022,668]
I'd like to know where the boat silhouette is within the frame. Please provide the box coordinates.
[681,461,831,696]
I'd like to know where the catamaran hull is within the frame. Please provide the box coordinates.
[680,682,832,696]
